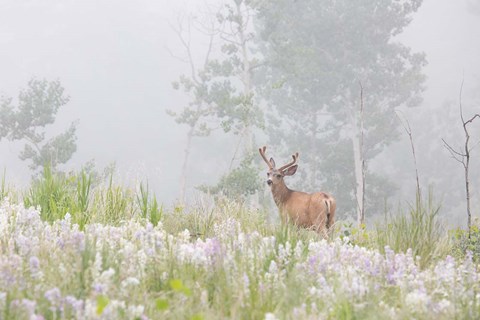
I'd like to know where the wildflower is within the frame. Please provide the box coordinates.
[64,295,84,317]
[44,287,62,311]
[127,304,145,318]
[21,299,37,317]
[405,288,431,314]
[29,255,40,270]
[265,312,278,320]
[29,255,43,280]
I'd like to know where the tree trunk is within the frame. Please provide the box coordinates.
[465,158,471,239]
[352,130,365,226]
[179,127,194,204]
[350,90,365,227]
[310,111,318,190]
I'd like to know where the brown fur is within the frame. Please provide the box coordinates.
[272,179,336,235]
[260,146,336,236]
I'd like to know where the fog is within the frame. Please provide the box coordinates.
[1,0,479,224]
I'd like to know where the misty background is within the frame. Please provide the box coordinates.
[1,0,479,226]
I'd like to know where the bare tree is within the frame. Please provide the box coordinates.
[396,111,421,199]
[442,81,480,239]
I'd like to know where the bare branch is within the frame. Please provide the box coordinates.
[442,138,466,166]
[164,45,189,64]
[395,110,421,196]
[465,113,480,126]
[168,15,200,85]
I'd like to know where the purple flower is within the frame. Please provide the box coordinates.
[29,256,40,270]
[45,287,62,310]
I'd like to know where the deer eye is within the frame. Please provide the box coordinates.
[276,174,282,178]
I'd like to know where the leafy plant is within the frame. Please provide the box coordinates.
[452,221,480,262]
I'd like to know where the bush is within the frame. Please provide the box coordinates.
[451,220,480,262]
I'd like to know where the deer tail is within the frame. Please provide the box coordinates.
[325,199,331,229]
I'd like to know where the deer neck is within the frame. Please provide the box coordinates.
[271,181,292,208]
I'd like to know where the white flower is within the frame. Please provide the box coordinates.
[405,289,431,313]
[265,312,278,320]
[122,277,140,287]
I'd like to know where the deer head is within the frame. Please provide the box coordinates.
[259,146,299,188]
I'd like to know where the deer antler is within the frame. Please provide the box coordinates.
[259,146,273,169]
[278,152,299,172]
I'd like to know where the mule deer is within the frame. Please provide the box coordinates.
[259,146,336,235]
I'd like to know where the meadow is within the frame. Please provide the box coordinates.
[0,169,479,320]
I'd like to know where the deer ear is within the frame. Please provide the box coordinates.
[283,165,298,176]
[269,157,276,168]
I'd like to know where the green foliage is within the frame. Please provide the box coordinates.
[374,192,451,267]
[136,182,163,226]
[24,165,74,222]
[76,170,92,211]
[0,170,5,201]
[22,166,156,228]
[155,298,169,311]
[337,221,372,247]
[451,221,480,262]
[197,153,262,202]
[0,78,77,172]
[23,166,95,228]
[96,295,110,315]
[0,169,15,202]
[90,173,135,225]
[169,279,192,296]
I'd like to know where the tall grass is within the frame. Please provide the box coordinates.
[1,168,9,201]
[23,166,74,222]
[90,173,133,224]
[20,167,161,228]
[136,182,163,226]
[375,192,451,267]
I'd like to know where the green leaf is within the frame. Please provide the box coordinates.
[96,295,109,315]
[155,298,169,311]
[182,287,192,297]
[191,314,204,320]
[169,279,184,292]
[169,279,192,296]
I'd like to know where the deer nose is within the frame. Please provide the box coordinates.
[267,179,273,186]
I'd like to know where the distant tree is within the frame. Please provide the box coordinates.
[200,0,264,202]
[167,12,218,203]
[197,152,261,202]
[169,0,264,203]
[0,79,77,172]
[254,0,426,222]
[442,82,480,239]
